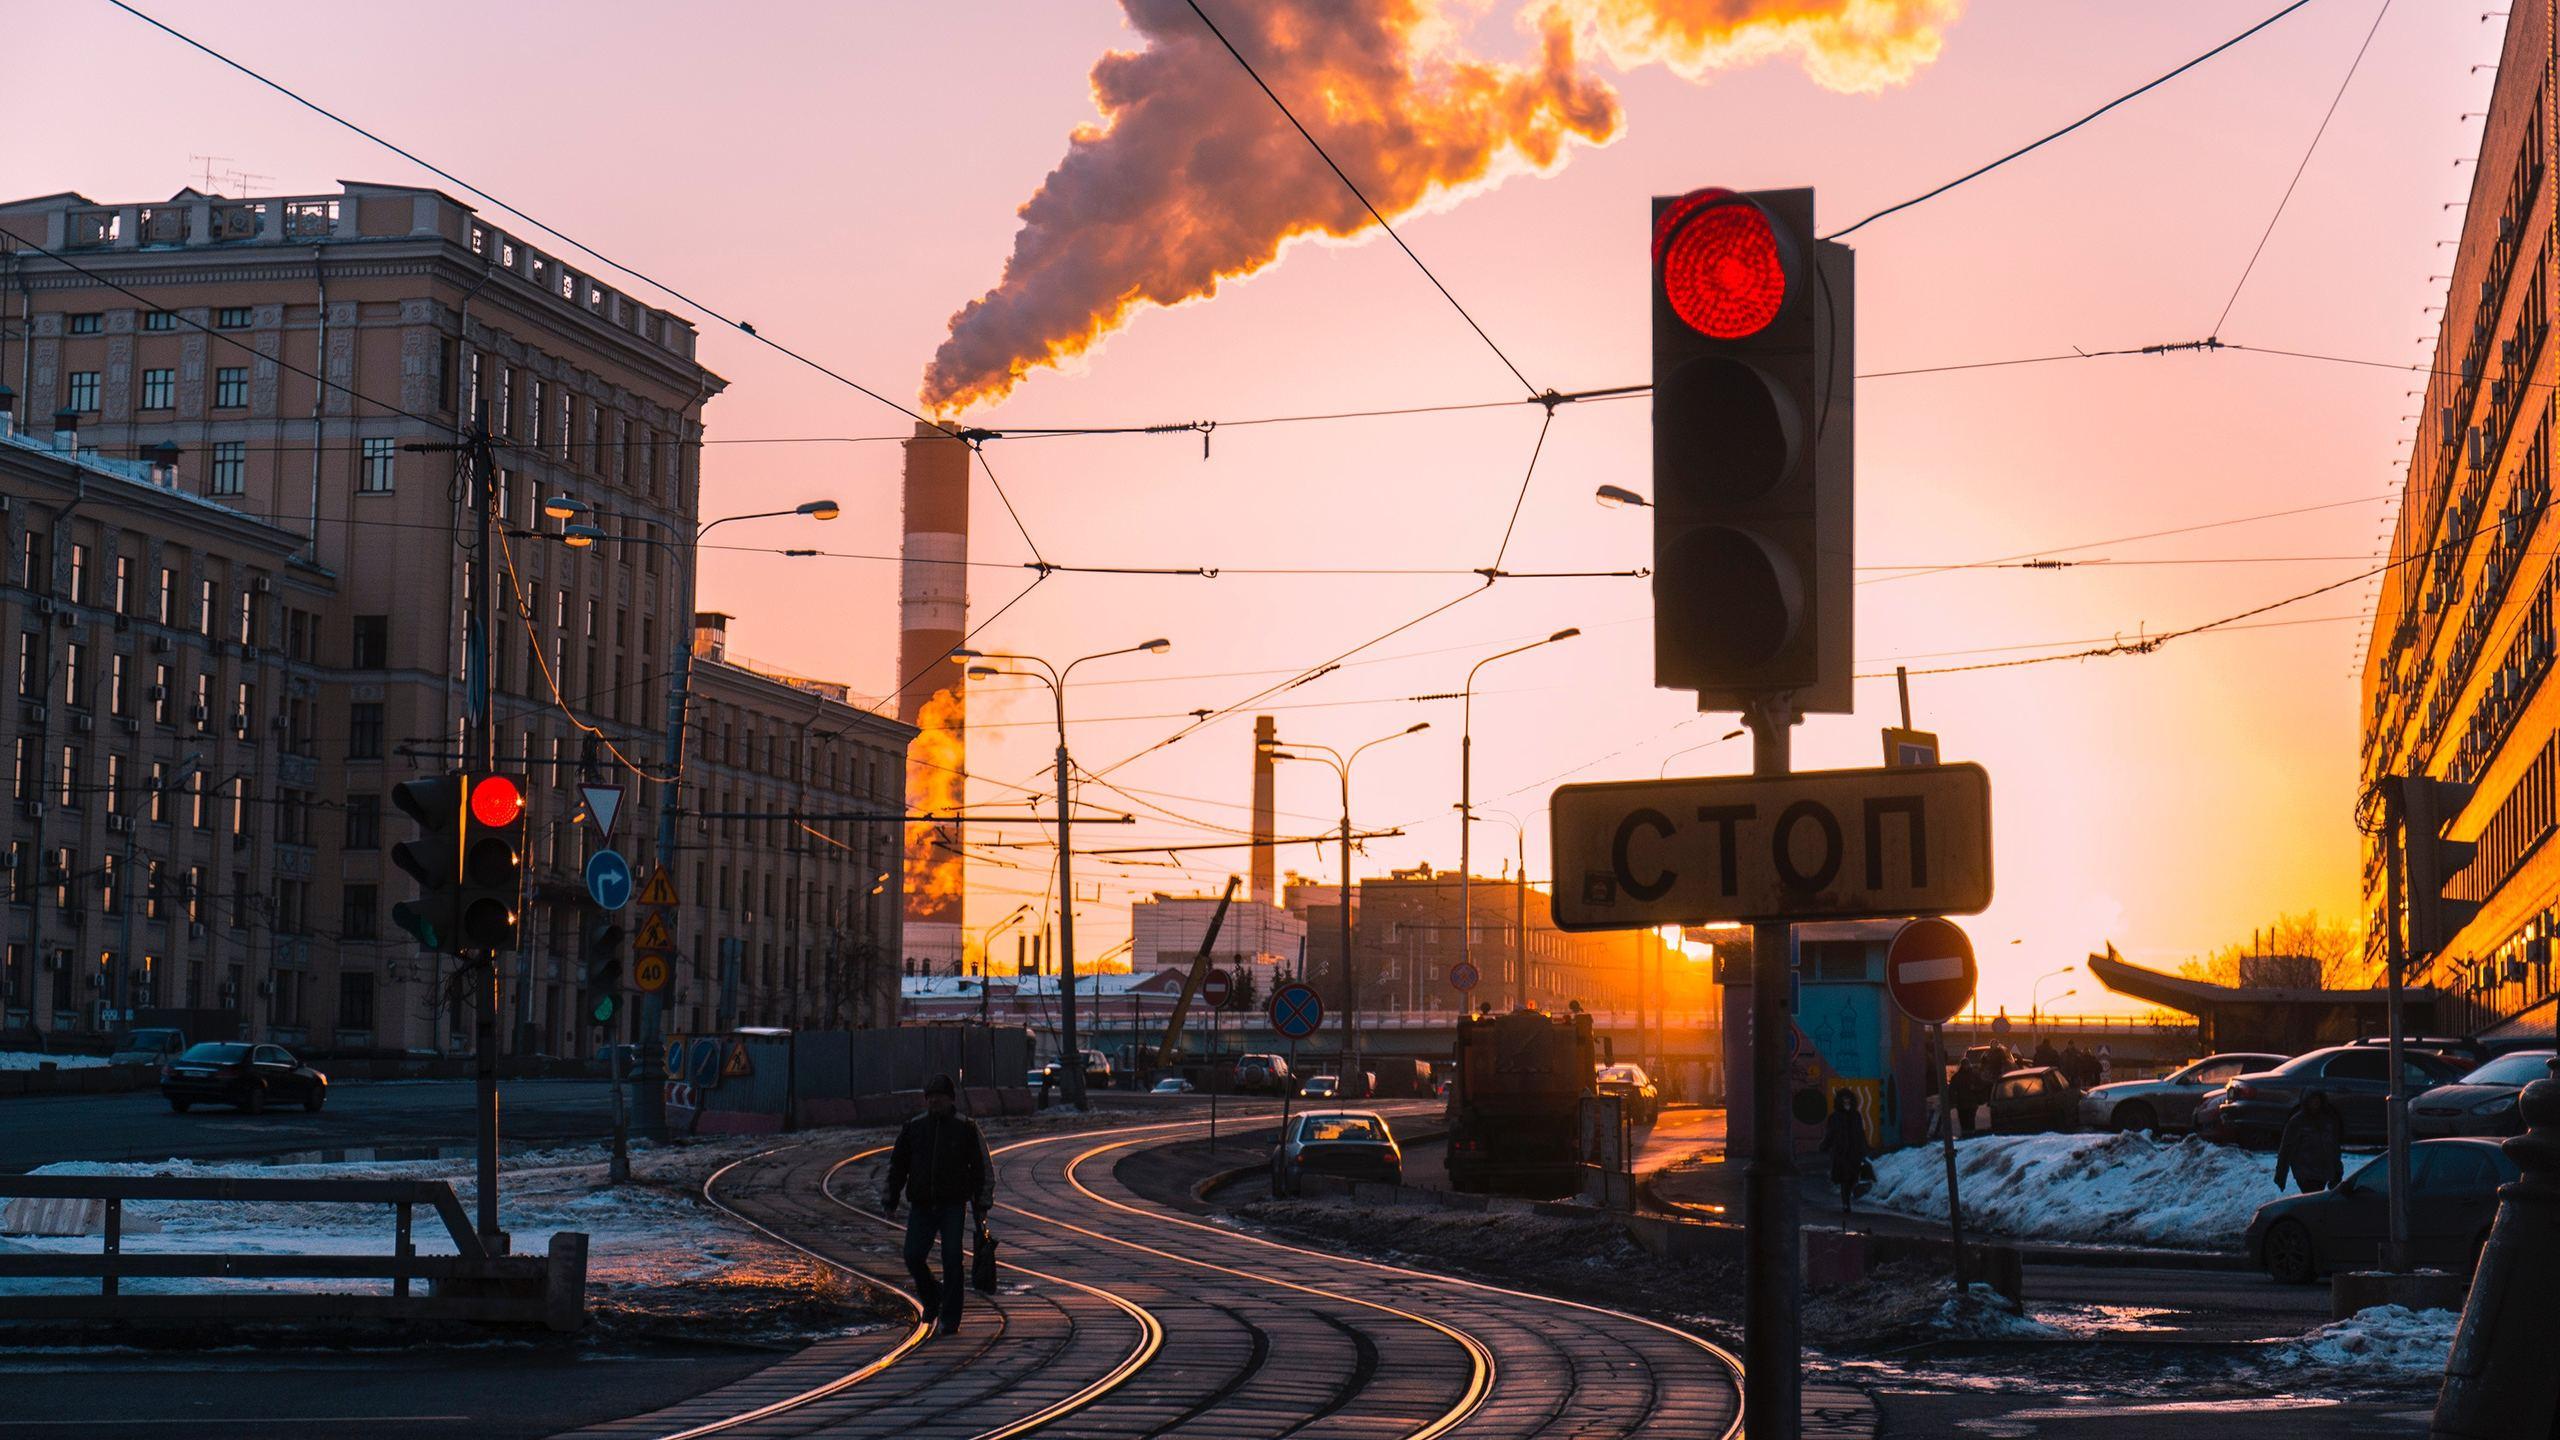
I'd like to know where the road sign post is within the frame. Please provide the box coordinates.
[1270,982,1324,1180]
[1887,917,1980,1296]
[1203,967,1231,1152]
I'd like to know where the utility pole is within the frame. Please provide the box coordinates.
[1743,695,1800,1437]
[1338,765,1356,1094]
[2384,778,2411,1272]
[464,420,504,1249]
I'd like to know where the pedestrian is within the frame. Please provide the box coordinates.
[1991,1007,2013,1043]
[1819,1089,1869,1214]
[880,1073,995,1337]
[2060,1042,2092,1089]
[1946,1060,1982,1137]
[2032,1037,2061,1071]
[1037,1065,1055,1110]
[2273,1089,2345,1195]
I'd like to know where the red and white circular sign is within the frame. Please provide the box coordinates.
[1886,918,1977,1025]
[1200,968,1232,1009]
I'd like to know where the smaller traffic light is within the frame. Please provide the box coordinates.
[581,915,625,1027]
[457,774,527,953]
[2401,775,2480,963]
[390,774,465,954]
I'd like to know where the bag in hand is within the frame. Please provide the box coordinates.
[972,1220,999,1294]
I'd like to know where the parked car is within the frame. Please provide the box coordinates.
[2412,1049,2556,1138]
[2210,1045,2468,1148]
[1076,1049,1114,1086]
[1270,1110,1403,1196]
[2246,1139,2517,1282]
[2190,1085,2231,1137]
[1151,1076,1197,1094]
[2345,1034,2493,1069]
[1987,1066,2081,1133]
[1234,1053,1295,1095]
[1301,1074,1341,1100]
[1595,1063,1662,1125]
[160,1042,328,1114]
[109,1027,189,1069]
[2078,1052,2290,1133]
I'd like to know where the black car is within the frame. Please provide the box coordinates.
[160,1042,328,1113]
[1595,1063,1661,1125]
[1987,1066,2082,1133]
[2245,1139,2518,1282]
[1234,1053,1295,1095]
[2209,1045,2467,1148]
[2412,1049,2556,1138]
[1270,1111,1403,1196]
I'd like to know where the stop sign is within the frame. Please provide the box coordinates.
[1200,968,1232,1009]
[1885,917,1976,1025]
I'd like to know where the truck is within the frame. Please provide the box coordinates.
[1446,1008,1598,1197]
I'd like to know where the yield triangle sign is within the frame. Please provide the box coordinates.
[581,784,624,841]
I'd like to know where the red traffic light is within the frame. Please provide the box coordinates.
[469,775,524,828]
[1655,189,1791,340]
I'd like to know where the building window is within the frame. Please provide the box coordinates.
[151,664,170,725]
[351,615,389,669]
[139,369,175,410]
[59,746,81,809]
[104,754,123,816]
[156,568,175,625]
[359,438,396,493]
[345,794,380,849]
[196,579,216,636]
[237,592,255,646]
[68,544,88,604]
[143,311,177,332]
[348,702,384,760]
[68,313,102,336]
[108,653,128,717]
[214,367,249,409]
[216,307,253,330]
[66,372,100,413]
[112,555,131,614]
[61,642,85,708]
[210,442,246,496]
[529,379,546,445]
[337,968,376,1025]
[147,762,168,823]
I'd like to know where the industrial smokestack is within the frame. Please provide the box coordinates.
[1251,715,1277,907]
[897,420,972,977]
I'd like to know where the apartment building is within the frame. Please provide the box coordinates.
[2358,7,2560,1043]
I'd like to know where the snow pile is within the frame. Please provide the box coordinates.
[1866,1131,2284,1249]
[2266,1305,2457,1378]
[1933,1281,2062,1340]
[0,1051,109,1071]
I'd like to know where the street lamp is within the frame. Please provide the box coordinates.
[1593,484,1651,509]
[1264,721,1430,1099]
[540,496,840,1137]
[1658,729,1747,778]
[2031,964,2078,1037]
[953,638,1171,1109]
[1460,628,1577,1011]
[1457,805,1530,1014]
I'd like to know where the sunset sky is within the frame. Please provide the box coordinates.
[18,0,2492,1012]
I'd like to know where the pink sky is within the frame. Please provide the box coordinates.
[18,0,2490,1011]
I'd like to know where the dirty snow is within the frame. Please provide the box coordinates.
[0,1052,109,1071]
[2265,1304,2458,1378]
[1934,1281,2064,1340]
[1867,1131,2285,1249]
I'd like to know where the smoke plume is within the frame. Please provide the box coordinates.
[920,0,1962,413]
[903,686,968,915]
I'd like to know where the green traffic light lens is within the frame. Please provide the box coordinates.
[589,995,618,1025]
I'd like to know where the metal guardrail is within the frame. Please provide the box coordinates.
[0,1175,584,1329]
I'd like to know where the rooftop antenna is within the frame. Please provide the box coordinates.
[223,168,274,198]
[188,155,232,194]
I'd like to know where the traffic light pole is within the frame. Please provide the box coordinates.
[1743,696,1799,1440]
[466,423,504,1250]
[2384,779,2411,1272]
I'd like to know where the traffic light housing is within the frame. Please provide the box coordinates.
[581,915,625,1027]
[1650,186,1852,712]
[390,773,464,953]
[2401,775,2480,963]
[457,774,527,952]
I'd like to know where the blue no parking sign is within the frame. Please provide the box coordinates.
[1269,982,1324,1039]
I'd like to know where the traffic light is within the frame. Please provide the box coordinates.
[2401,775,2480,962]
[581,915,625,1027]
[457,774,527,952]
[390,773,464,953]
[1649,186,1852,712]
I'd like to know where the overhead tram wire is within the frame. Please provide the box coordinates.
[1822,0,2324,241]
[1180,0,1539,398]
[104,0,1049,564]
[2210,0,2396,336]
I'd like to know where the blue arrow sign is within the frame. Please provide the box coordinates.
[586,849,634,911]
[1269,982,1325,1039]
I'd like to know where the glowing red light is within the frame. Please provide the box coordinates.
[469,775,524,828]
[1655,189,1789,340]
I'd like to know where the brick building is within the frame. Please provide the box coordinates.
[2358,7,2560,1044]
[0,182,907,1053]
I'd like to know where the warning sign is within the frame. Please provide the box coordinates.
[633,911,674,953]
[636,867,679,909]
[722,1040,754,1079]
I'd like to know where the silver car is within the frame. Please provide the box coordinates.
[2412,1050,2555,1138]
[1270,1110,1403,1196]
[2079,1052,2289,1133]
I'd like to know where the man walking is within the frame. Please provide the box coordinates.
[881,1074,994,1336]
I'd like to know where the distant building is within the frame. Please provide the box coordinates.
[2357,10,2558,1044]
[1128,890,1306,982]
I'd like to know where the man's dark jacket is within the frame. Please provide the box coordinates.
[883,1109,995,1210]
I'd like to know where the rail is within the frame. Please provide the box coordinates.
[0,1175,582,1330]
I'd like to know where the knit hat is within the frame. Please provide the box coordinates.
[924,1073,957,1098]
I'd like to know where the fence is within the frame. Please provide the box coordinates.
[0,1175,584,1330]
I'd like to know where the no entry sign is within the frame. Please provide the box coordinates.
[1886,917,1976,1025]
[1200,968,1232,1010]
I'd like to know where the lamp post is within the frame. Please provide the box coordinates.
[958,639,1171,1110]
[1460,629,1577,1013]
[1658,729,1748,777]
[2031,964,2078,1038]
[1264,722,1429,1099]
[1459,805,1529,1014]
[545,494,838,1137]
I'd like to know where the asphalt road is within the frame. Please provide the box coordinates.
[0,1078,629,1172]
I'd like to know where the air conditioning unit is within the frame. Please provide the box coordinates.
[240,645,260,664]
[16,800,39,820]
[188,922,207,939]
[149,636,170,654]
[105,815,130,834]
[256,978,274,998]
[112,614,128,632]
[231,711,250,735]
[20,703,46,725]
[53,611,73,630]
[44,952,66,972]
[188,705,209,729]
[34,598,57,617]
[250,576,271,595]
[71,712,92,733]
[147,684,167,702]
[116,716,137,734]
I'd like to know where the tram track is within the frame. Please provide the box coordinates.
[570,1104,1740,1439]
